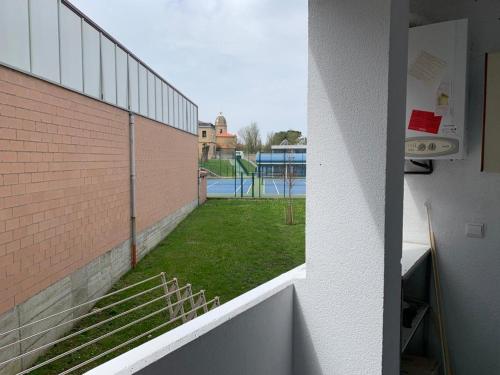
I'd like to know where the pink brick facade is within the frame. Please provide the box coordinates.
[136,117,198,232]
[0,66,198,315]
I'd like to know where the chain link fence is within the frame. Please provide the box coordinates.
[199,151,306,198]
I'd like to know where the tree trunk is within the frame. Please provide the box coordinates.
[285,200,294,225]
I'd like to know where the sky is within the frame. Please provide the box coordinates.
[70,0,308,138]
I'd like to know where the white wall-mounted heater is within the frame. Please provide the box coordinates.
[405,19,468,160]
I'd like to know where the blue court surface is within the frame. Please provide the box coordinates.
[207,178,254,196]
[206,177,306,197]
[262,178,306,196]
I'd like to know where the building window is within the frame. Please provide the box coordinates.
[202,130,207,138]
[219,129,222,134]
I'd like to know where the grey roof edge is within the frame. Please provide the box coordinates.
[62,0,197,108]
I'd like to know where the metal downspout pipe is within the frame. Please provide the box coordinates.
[129,112,137,268]
[197,167,200,206]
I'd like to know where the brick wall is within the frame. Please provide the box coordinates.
[135,116,198,232]
[0,66,198,316]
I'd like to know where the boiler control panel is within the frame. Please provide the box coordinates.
[405,137,459,158]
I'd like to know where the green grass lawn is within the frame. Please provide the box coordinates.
[32,199,305,374]
[200,159,235,176]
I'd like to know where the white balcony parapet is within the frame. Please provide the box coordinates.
[85,264,306,375]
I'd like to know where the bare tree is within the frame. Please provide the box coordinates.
[238,122,262,154]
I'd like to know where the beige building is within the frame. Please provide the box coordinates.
[198,113,237,160]
[198,121,217,160]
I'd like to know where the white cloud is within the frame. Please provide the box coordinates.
[70,0,307,137]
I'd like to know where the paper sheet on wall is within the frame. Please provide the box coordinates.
[435,81,451,117]
[408,51,447,90]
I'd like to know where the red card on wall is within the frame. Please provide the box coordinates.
[408,110,442,134]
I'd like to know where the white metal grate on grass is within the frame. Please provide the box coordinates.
[0,272,219,374]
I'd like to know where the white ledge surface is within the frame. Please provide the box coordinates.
[86,243,427,375]
[85,264,306,375]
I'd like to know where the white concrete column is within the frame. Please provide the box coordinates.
[293,0,408,374]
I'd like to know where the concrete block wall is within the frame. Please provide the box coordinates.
[0,239,130,373]
[0,66,199,373]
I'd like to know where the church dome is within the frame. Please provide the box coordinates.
[215,112,227,128]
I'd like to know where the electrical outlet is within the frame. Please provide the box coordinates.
[466,223,485,238]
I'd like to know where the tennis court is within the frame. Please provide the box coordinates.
[262,178,306,196]
[206,177,306,197]
[207,178,254,196]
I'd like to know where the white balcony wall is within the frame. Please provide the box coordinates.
[293,0,408,374]
[86,267,303,375]
[404,0,500,373]
[137,288,292,375]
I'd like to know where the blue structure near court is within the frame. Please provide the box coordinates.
[256,144,307,178]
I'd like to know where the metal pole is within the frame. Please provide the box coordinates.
[252,173,255,198]
[129,113,137,268]
[197,168,200,206]
[257,153,260,178]
[240,172,243,198]
[234,151,237,197]
[257,165,262,198]
[283,152,286,199]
